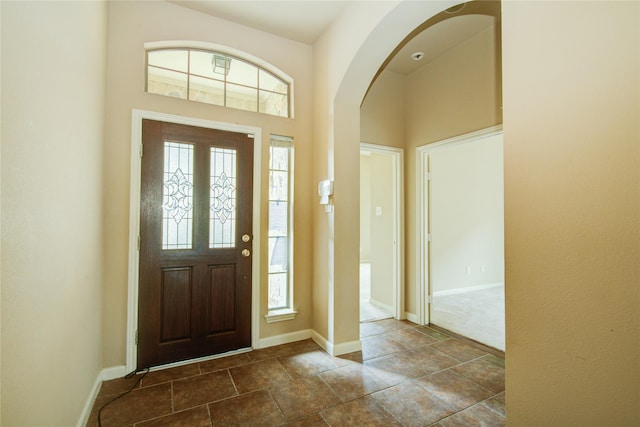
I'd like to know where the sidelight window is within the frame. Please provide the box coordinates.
[266,135,296,320]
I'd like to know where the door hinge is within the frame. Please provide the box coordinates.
[135,330,138,345]
[428,233,432,242]
[426,172,431,181]
[138,235,141,251]
[428,295,433,304]
[140,143,144,158]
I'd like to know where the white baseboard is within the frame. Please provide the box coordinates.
[405,312,419,324]
[102,365,128,381]
[433,282,503,297]
[257,329,313,349]
[369,298,394,313]
[310,330,330,353]
[310,330,361,356]
[77,371,102,427]
[332,339,362,356]
[76,365,127,427]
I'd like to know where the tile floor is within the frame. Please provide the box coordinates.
[88,319,505,426]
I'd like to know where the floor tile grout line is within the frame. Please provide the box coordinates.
[478,394,507,418]
[265,387,288,423]
[206,403,213,427]
[225,368,240,396]
[132,404,210,426]
[368,393,407,426]
[170,381,175,414]
[407,373,502,419]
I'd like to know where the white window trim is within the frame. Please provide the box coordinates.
[144,41,295,118]
[265,308,298,323]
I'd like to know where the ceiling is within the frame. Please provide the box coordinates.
[170,1,348,45]
[170,0,500,76]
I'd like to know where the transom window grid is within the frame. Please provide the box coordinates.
[146,48,290,118]
[268,136,294,311]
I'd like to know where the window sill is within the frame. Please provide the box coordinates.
[265,309,298,324]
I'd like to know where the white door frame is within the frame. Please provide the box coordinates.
[416,125,502,325]
[360,143,405,319]
[125,109,262,373]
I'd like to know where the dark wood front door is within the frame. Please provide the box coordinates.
[138,119,253,369]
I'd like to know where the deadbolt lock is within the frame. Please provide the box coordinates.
[242,234,251,242]
[242,249,251,257]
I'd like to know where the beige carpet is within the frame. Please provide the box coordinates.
[431,285,505,351]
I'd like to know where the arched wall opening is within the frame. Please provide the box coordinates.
[360,0,502,330]
[311,0,463,352]
[316,1,640,425]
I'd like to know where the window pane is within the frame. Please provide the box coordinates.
[162,142,194,250]
[268,273,288,309]
[226,83,258,112]
[259,69,287,94]
[269,201,288,236]
[189,50,217,78]
[210,147,237,248]
[189,75,224,106]
[268,237,288,272]
[269,171,288,201]
[148,50,188,72]
[259,90,288,117]
[270,146,289,171]
[145,48,291,118]
[227,58,258,87]
[147,67,188,99]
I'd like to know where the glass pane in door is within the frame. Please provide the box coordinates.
[210,147,237,248]
[162,142,194,250]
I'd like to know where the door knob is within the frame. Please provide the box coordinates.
[242,249,251,257]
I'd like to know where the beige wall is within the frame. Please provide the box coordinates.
[360,69,407,312]
[1,1,107,424]
[312,0,401,348]
[359,154,371,261]
[502,2,639,424]
[369,152,395,308]
[429,133,504,293]
[104,1,314,366]
[361,70,406,149]
[404,21,503,317]
[360,68,405,264]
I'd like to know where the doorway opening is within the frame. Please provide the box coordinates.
[359,143,404,323]
[418,126,505,351]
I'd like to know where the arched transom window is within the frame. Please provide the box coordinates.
[146,46,291,118]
